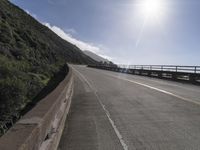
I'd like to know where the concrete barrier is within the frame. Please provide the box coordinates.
[0,67,74,150]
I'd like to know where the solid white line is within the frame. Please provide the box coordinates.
[96,70,200,106]
[71,66,129,150]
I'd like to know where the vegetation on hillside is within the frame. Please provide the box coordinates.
[0,0,96,136]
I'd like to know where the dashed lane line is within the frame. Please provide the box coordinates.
[71,66,129,150]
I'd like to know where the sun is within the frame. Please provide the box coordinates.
[133,0,167,47]
[138,0,165,19]
[142,0,162,16]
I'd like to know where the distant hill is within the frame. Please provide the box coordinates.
[0,0,96,135]
[0,0,96,65]
[84,50,110,63]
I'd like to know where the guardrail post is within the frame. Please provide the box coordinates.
[172,73,177,80]
[189,74,196,83]
[147,70,151,77]
[132,69,136,75]
[158,72,162,78]
[195,67,197,74]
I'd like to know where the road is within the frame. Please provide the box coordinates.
[58,65,200,150]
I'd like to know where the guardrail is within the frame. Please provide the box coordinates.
[118,65,200,74]
[88,64,200,84]
[0,67,74,150]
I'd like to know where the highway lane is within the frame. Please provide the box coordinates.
[59,65,200,150]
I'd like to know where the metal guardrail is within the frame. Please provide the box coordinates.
[88,64,200,84]
[117,65,200,74]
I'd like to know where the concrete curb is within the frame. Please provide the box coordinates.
[0,67,74,150]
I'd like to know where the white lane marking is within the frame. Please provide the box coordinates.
[71,66,129,150]
[95,70,200,106]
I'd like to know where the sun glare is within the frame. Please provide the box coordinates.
[138,0,165,20]
[134,0,167,47]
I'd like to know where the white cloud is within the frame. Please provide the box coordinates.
[99,54,112,61]
[25,9,37,19]
[21,8,113,62]
[25,9,30,14]
[44,23,114,59]
[64,28,77,35]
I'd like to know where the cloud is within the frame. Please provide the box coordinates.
[25,9,37,19]
[99,54,112,61]
[17,8,113,61]
[44,23,102,53]
[64,28,77,35]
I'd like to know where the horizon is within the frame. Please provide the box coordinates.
[10,0,200,65]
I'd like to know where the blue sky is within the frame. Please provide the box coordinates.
[11,0,200,65]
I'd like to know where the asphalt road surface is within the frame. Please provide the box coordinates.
[58,65,200,150]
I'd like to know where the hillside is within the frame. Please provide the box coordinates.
[0,0,96,135]
[84,50,110,63]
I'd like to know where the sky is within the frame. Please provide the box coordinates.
[10,0,200,65]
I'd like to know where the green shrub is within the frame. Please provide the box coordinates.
[0,21,13,44]
[0,0,96,137]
